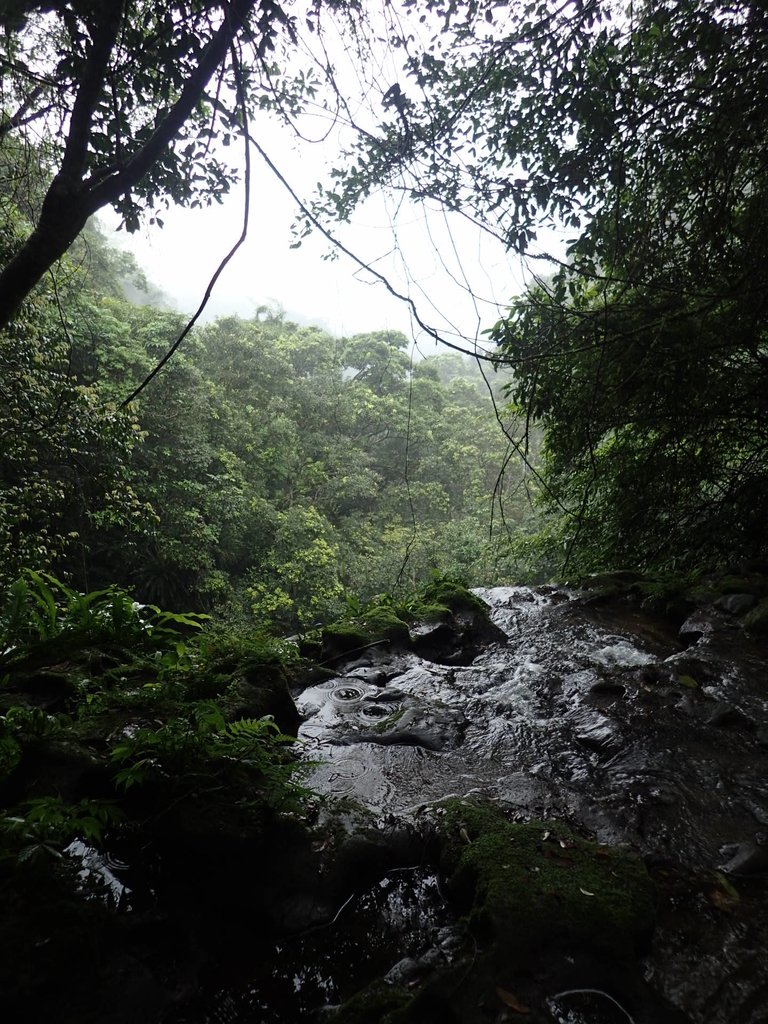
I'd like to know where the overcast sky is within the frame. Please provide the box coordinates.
[103,111,534,352]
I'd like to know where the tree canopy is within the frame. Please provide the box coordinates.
[317,0,768,574]
[3,0,767,582]
[0,0,305,327]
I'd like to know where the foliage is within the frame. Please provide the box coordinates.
[314,0,768,576]
[0,0,313,325]
[0,798,124,865]
[57,302,532,622]
[0,569,208,668]
[0,310,147,586]
[0,571,310,886]
[110,703,302,805]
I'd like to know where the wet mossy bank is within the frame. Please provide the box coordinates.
[575,565,768,640]
[0,575,503,1022]
[328,800,686,1024]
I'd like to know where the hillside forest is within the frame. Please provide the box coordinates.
[1,216,540,627]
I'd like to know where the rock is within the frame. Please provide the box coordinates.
[714,593,757,616]
[1,736,108,805]
[384,957,421,985]
[436,800,656,960]
[706,702,756,731]
[720,836,768,875]
[575,719,623,753]
[742,597,768,638]
[589,680,626,696]
[662,653,715,681]
[336,700,467,752]
[678,609,725,644]
[230,672,300,735]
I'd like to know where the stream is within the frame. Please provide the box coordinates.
[179,586,768,1023]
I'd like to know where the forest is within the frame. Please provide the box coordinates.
[1,2,767,1023]
[1,217,536,627]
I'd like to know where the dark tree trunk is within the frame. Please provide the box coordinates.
[0,0,257,331]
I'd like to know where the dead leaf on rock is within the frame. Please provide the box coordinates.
[708,889,737,912]
[495,987,530,1014]
[579,887,595,896]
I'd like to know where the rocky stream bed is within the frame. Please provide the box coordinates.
[4,578,767,1024]
[170,582,768,1024]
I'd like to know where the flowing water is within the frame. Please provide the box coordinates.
[295,586,768,1024]
[179,586,768,1023]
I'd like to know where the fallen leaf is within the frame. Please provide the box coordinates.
[459,827,472,844]
[495,987,530,1013]
[542,830,551,841]
[579,887,595,896]
[713,872,740,901]
[709,889,737,912]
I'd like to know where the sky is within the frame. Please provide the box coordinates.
[103,107,531,353]
[100,2,568,354]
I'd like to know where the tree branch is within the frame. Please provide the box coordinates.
[0,0,258,330]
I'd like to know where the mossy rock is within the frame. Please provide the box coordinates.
[410,602,452,624]
[322,607,410,657]
[712,573,768,598]
[420,579,488,616]
[436,801,655,961]
[742,597,768,638]
[329,980,411,1023]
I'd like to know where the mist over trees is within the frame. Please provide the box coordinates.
[2,0,767,602]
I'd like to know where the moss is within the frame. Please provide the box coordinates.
[323,606,410,655]
[437,801,655,961]
[373,707,406,733]
[420,579,488,615]
[409,602,452,623]
[329,980,411,1023]
[714,574,767,597]
[742,597,768,638]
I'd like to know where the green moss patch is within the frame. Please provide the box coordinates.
[743,597,768,638]
[329,980,410,1024]
[420,578,488,615]
[437,801,655,960]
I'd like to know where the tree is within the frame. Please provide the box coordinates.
[0,0,302,328]
[317,0,768,574]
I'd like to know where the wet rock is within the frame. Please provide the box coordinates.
[574,716,623,754]
[662,653,715,682]
[412,610,506,666]
[719,835,768,875]
[742,597,768,638]
[383,956,421,985]
[344,666,388,687]
[706,701,756,731]
[338,702,467,752]
[590,679,626,696]
[714,593,757,616]
[679,611,716,644]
